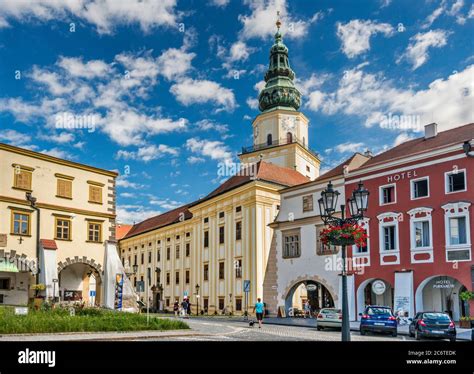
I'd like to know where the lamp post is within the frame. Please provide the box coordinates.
[195,284,200,316]
[318,181,369,342]
[25,192,40,284]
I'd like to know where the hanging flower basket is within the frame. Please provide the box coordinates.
[320,223,368,247]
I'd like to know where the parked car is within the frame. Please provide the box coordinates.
[359,306,398,337]
[408,312,456,342]
[316,308,342,330]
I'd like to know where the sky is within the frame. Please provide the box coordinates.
[0,0,473,224]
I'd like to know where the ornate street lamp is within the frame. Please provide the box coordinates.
[463,141,474,158]
[318,181,369,342]
[195,284,200,316]
[132,264,138,274]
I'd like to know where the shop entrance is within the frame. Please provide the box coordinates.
[357,278,394,319]
[285,280,335,317]
[59,262,102,305]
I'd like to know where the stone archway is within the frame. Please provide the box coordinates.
[283,275,338,316]
[356,278,394,320]
[57,256,103,306]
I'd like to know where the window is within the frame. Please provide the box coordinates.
[186,232,190,237]
[353,222,369,255]
[134,255,137,265]
[236,206,242,213]
[302,195,313,212]
[185,243,190,257]
[11,211,30,236]
[219,226,225,244]
[56,178,73,199]
[235,221,242,241]
[380,185,396,204]
[148,252,152,263]
[446,170,466,193]
[13,165,33,191]
[411,178,429,199]
[383,226,396,250]
[55,217,71,240]
[267,133,272,145]
[166,298,170,307]
[204,231,209,248]
[166,272,170,285]
[88,183,103,204]
[203,264,209,281]
[176,245,180,259]
[286,132,293,143]
[449,217,467,245]
[0,278,11,290]
[306,165,310,172]
[175,271,180,285]
[203,298,209,312]
[157,250,160,262]
[157,240,161,245]
[414,220,431,248]
[185,270,190,284]
[235,259,242,278]
[87,221,102,242]
[166,247,171,260]
[141,253,144,265]
[283,230,300,258]
[203,217,209,224]
[176,235,180,240]
[219,262,225,279]
[219,211,225,219]
[235,298,242,312]
[218,298,225,311]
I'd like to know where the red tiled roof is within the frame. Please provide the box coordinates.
[315,153,362,181]
[123,204,193,239]
[359,123,474,170]
[116,224,133,240]
[40,239,57,250]
[122,161,308,240]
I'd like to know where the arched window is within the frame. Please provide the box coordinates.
[286,132,293,143]
[267,134,273,145]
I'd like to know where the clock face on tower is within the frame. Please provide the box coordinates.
[282,116,296,132]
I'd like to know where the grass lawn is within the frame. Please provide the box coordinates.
[0,306,189,334]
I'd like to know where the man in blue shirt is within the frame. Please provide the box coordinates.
[253,298,265,328]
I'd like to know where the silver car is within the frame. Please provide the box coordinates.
[316,308,342,330]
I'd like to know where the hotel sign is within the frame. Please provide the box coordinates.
[387,170,418,183]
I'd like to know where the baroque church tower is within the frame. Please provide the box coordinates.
[239,17,320,180]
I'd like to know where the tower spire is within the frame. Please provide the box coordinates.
[257,11,301,113]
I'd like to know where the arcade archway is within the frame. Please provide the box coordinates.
[285,279,335,316]
[58,262,102,306]
[357,278,394,319]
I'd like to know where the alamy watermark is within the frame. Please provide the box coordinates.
[379,112,422,131]
[55,112,97,133]
[217,161,258,179]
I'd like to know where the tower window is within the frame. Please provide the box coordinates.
[286,132,293,143]
[267,134,272,145]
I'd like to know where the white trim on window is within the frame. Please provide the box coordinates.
[410,176,430,200]
[377,212,402,265]
[444,168,467,194]
[379,183,397,206]
[407,207,434,264]
[442,202,471,262]
[352,218,370,267]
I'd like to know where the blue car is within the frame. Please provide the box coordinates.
[359,305,398,337]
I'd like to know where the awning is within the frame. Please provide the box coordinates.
[0,261,19,273]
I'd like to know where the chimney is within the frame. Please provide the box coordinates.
[363,148,373,157]
[424,123,438,139]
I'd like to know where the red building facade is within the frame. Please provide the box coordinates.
[345,123,474,321]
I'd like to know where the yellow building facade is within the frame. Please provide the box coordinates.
[0,143,118,306]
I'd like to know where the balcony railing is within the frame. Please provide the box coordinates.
[241,137,319,159]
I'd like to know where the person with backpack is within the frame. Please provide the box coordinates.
[173,301,179,318]
[253,298,265,328]
[181,298,188,318]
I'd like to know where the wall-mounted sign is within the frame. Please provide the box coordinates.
[386,170,418,183]
[63,290,82,301]
[0,234,7,247]
[372,280,386,295]
[114,274,124,310]
[433,279,454,289]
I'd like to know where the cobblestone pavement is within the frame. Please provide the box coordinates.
[140,318,415,342]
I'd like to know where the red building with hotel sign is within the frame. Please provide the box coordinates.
[345,123,474,321]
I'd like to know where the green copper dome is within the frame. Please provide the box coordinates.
[258,27,301,113]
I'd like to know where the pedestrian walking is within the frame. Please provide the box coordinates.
[253,298,265,329]
[173,301,179,318]
[187,300,192,316]
[304,300,311,319]
[181,299,188,318]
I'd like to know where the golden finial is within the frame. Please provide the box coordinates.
[276,10,281,30]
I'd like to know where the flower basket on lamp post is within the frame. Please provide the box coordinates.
[320,223,368,248]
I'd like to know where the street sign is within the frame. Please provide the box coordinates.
[184,291,188,297]
[243,280,251,293]
[90,290,96,297]
[136,280,145,293]
[15,307,28,315]
[306,284,317,291]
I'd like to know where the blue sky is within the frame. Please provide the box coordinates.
[0,0,473,223]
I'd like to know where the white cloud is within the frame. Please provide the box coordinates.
[157,48,195,80]
[196,119,229,134]
[116,176,146,190]
[422,0,472,28]
[57,56,110,79]
[306,64,474,132]
[0,129,32,147]
[246,97,259,110]
[170,78,237,111]
[0,0,180,34]
[116,206,162,224]
[398,29,450,70]
[29,66,76,96]
[209,0,230,7]
[116,144,179,162]
[186,137,233,164]
[187,156,205,164]
[39,132,75,144]
[229,41,254,63]
[238,0,321,40]
[334,142,365,153]
[149,198,183,210]
[336,19,394,58]
[40,147,74,159]
[393,132,414,146]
